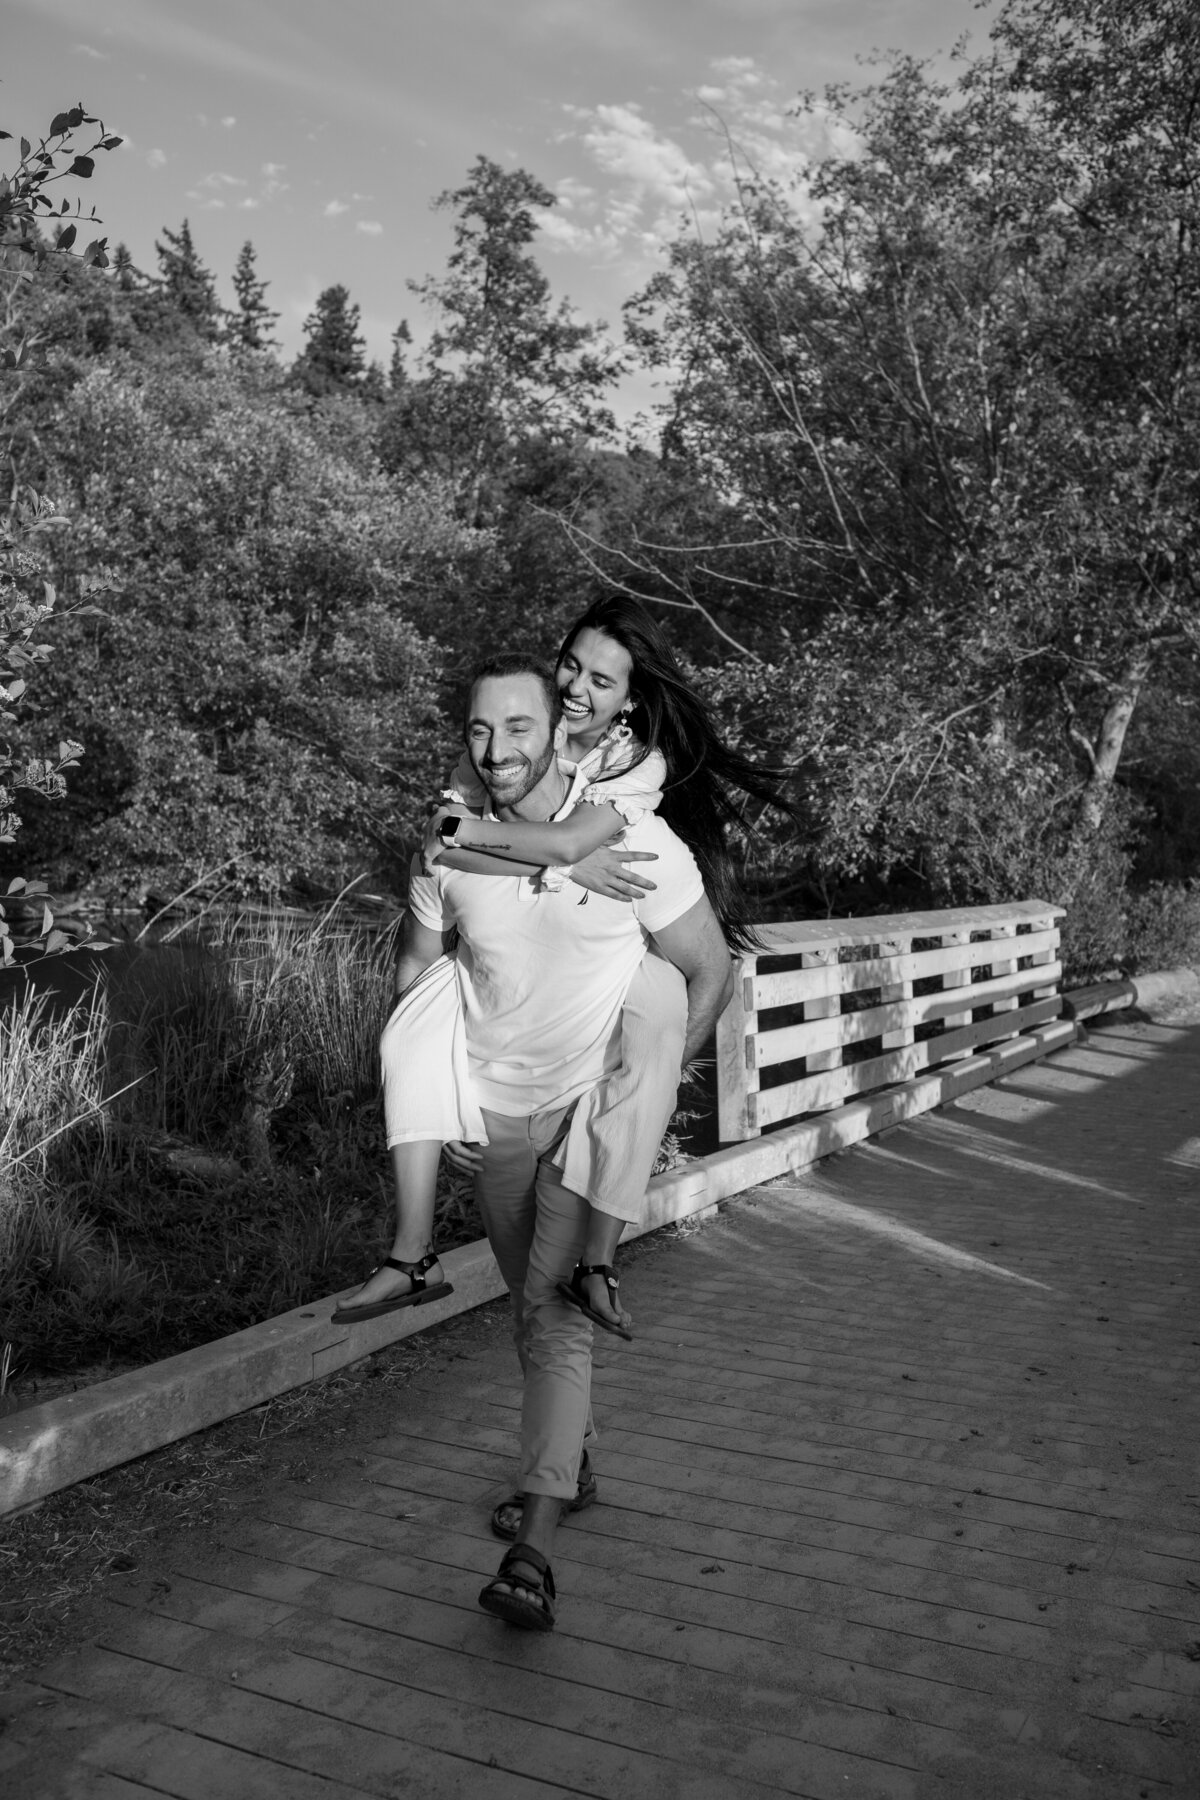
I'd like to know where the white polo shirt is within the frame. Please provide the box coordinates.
[406,763,704,1116]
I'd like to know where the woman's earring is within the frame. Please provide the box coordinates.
[614,703,634,740]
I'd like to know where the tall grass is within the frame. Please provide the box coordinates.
[0,914,474,1383]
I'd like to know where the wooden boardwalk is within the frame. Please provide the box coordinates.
[2,1015,1198,1798]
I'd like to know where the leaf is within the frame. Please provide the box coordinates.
[49,112,73,137]
[57,223,77,251]
[6,878,27,895]
[100,136,124,151]
[41,904,54,937]
[44,929,70,955]
[68,156,95,180]
[6,680,26,702]
[20,138,30,159]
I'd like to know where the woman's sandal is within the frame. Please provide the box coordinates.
[556,1262,633,1341]
[478,1544,557,1632]
[490,1452,597,1542]
[331,1251,453,1324]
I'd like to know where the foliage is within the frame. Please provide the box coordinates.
[5,347,493,898]
[616,0,1200,912]
[382,157,624,522]
[2,106,122,958]
[0,918,485,1374]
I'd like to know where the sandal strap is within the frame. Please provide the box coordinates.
[380,1251,437,1292]
[498,1543,556,1598]
[575,1262,619,1293]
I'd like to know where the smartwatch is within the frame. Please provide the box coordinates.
[439,815,463,846]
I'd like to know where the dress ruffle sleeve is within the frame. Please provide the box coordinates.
[579,745,667,824]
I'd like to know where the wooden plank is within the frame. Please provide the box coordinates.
[753,927,1061,1008]
[800,948,841,1115]
[745,901,1065,957]
[701,1019,1077,1201]
[988,923,1021,1041]
[0,1237,508,1518]
[939,929,974,1053]
[715,955,759,1142]
[755,963,1064,1067]
[1030,928,1061,1002]
[878,933,914,1052]
[755,996,1064,1127]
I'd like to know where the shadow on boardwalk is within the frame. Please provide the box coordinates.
[1,1016,1197,1798]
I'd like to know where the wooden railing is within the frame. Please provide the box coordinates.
[716,901,1065,1142]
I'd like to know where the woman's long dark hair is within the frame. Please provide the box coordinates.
[555,597,791,953]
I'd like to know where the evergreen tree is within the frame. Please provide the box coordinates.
[154,219,221,338]
[228,239,279,351]
[388,319,412,389]
[292,284,366,396]
[111,242,138,293]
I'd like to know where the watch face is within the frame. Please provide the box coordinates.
[441,816,461,842]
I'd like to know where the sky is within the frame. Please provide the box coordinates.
[7,0,999,422]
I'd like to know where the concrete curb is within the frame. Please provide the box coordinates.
[0,997,1124,1516]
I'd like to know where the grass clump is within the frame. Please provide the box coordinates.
[0,913,479,1391]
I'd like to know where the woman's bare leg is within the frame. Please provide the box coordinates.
[579,1207,631,1332]
[344,1139,445,1308]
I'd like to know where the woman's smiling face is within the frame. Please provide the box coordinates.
[555,627,635,750]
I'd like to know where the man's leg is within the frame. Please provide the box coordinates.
[477,1106,594,1626]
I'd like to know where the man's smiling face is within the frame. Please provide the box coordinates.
[465,672,563,811]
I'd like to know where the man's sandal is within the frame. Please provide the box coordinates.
[478,1544,557,1632]
[331,1252,453,1324]
[556,1262,633,1341]
[490,1452,597,1542]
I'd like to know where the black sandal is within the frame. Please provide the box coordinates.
[556,1262,633,1341]
[331,1252,453,1324]
[478,1544,557,1632]
[491,1452,597,1542]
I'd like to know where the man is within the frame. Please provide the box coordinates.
[395,652,732,1631]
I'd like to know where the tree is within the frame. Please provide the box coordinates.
[616,0,1200,913]
[1,103,121,959]
[13,350,498,899]
[386,156,624,521]
[228,239,279,351]
[293,284,366,396]
[154,218,221,339]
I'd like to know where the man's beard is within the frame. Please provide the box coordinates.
[475,735,556,809]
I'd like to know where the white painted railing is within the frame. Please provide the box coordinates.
[716,902,1065,1141]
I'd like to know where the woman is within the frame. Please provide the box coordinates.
[334,596,787,1342]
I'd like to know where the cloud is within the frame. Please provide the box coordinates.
[574,103,713,219]
[221,116,236,129]
[356,219,384,237]
[146,148,167,170]
[195,172,248,191]
[71,42,108,60]
[548,57,854,269]
[323,199,348,218]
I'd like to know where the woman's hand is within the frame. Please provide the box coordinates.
[421,802,473,875]
[443,1139,484,1175]
[570,845,659,902]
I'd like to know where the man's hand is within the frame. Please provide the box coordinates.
[443,1139,484,1175]
[571,846,659,902]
